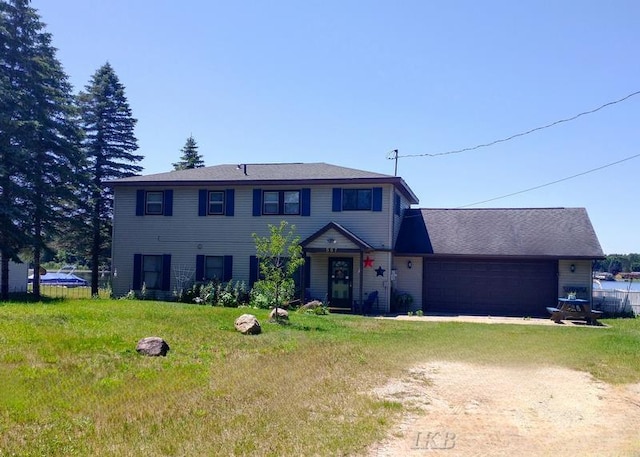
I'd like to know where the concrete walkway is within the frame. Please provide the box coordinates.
[377,314,608,327]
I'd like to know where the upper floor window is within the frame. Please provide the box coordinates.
[146,191,164,215]
[263,191,279,214]
[332,187,381,212]
[263,190,300,215]
[284,191,300,214]
[199,189,234,217]
[136,189,173,216]
[253,188,310,217]
[343,189,372,211]
[208,191,225,215]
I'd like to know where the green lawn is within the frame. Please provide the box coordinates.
[1,299,639,456]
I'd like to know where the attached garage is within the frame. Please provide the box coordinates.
[423,258,557,317]
[395,207,605,317]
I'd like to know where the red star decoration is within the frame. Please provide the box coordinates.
[363,256,374,268]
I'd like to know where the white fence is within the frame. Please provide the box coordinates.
[593,289,640,316]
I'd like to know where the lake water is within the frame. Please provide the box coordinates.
[595,280,640,291]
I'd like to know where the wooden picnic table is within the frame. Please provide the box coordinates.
[547,298,603,325]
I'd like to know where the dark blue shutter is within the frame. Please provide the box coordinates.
[133,254,142,289]
[164,190,173,216]
[196,255,205,281]
[161,254,171,291]
[252,189,262,216]
[198,190,207,216]
[136,190,145,216]
[223,255,233,281]
[249,256,258,286]
[301,188,311,216]
[304,257,311,288]
[332,188,342,212]
[225,189,235,216]
[372,187,383,212]
[394,194,401,216]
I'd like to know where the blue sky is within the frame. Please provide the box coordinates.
[33,1,639,254]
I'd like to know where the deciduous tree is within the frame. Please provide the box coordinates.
[252,221,304,321]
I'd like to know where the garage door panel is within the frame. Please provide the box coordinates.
[423,259,556,317]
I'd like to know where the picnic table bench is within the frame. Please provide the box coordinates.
[547,298,603,325]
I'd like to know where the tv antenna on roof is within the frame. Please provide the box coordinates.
[386,149,399,176]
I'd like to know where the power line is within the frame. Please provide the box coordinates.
[397,90,640,159]
[458,152,640,208]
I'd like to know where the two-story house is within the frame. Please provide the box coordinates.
[109,163,418,313]
[109,162,604,316]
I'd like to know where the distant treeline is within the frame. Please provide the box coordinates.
[594,254,640,274]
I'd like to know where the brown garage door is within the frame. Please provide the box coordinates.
[423,259,557,317]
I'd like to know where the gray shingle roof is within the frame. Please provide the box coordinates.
[395,208,604,258]
[109,162,392,183]
[108,162,419,203]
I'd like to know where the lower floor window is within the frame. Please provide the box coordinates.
[143,255,163,289]
[205,256,224,280]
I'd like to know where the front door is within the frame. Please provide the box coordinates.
[328,257,353,312]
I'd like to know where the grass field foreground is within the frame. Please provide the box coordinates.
[1,299,639,456]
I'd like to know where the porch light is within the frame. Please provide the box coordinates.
[407,260,413,269]
[570,264,576,273]
[327,238,336,244]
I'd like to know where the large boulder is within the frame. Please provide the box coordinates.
[269,307,289,321]
[234,314,262,335]
[299,300,323,311]
[136,336,170,357]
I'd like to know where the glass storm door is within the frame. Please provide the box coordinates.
[328,258,353,311]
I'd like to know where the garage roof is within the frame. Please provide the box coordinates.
[395,208,604,258]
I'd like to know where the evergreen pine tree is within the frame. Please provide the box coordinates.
[173,135,204,170]
[78,62,142,296]
[0,1,31,298]
[0,0,84,299]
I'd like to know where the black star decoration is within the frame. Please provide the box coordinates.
[375,266,385,277]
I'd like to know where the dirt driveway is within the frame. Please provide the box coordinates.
[368,361,640,456]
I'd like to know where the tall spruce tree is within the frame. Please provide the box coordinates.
[173,135,204,170]
[0,1,30,298]
[78,62,142,296]
[0,0,84,299]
